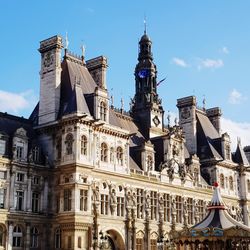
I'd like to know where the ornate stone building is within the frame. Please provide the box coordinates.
[0,32,250,250]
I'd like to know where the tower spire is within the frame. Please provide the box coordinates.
[144,15,147,34]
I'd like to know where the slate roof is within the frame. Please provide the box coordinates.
[234,141,249,166]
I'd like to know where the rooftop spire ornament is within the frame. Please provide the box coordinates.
[65,31,69,50]
[80,44,85,58]
[144,15,147,34]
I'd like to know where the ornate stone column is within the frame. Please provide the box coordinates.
[25,223,30,250]
[7,221,13,250]
[144,192,151,250]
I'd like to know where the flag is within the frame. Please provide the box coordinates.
[157,77,166,86]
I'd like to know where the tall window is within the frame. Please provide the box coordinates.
[65,134,74,155]
[16,191,24,211]
[100,194,109,215]
[117,196,124,216]
[136,238,143,250]
[229,176,234,191]
[31,227,38,248]
[56,138,62,159]
[187,198,193,225]
[13,225,22,247]
[150,191,157,220]
[16,145,24,159]
[0,139,6,155]
[0,225,4,246]
[176,196,182,223]
[163,193,171,222]
[78,237,81,248]
[150,239,157,250]
[33,146,39,162]
[137,189,144,219]
[220,174,225,188]
[146,155,153,171]
[32,192,40,213]
[64,189,72,211]
[197,200,205,221]
[16,173,24,182]
[55,228,61,249]
[80,135,87,155]
[80,189,88,211]
[0,189,6,209]
[101,143,108,162]
[116,147,123,165]
[100,101,107,121]
[67,236,72,249]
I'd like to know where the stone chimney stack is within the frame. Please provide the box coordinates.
[38,35,63,125]
[206,107,222,134]
[177,96,197,155]
[86,56,108,89]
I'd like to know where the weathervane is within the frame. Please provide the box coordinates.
[144,15,147,34]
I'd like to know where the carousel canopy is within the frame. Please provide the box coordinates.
[193,182,250,233]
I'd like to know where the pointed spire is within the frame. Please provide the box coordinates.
[208,182,225,209]
[121,97,124,113]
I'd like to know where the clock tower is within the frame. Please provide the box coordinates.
[131,32,165,139]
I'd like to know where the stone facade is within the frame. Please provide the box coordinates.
[0,31,250,250]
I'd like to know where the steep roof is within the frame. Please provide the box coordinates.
[234,141,249,166]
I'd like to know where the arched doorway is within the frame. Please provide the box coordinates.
[103,229,125,250]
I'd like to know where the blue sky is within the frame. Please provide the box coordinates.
[0,0,250,148]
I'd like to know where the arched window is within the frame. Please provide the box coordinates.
[13,225,22,247]
[80,135,87,155]
[0,225,5,246]
[65,134,74,155]
[101,143,108,162]
[146,155,153,171]
[31,227,38,248]
[229,176,234,191]
[55,228,61,249]
[100,101,107,121]
[220,174,225,189]
[116,147,123,165]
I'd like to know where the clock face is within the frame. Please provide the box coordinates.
[153,116,160,127]
[138,69,149,78]
[43,51,54,68]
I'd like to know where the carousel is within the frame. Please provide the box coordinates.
[172,183,250,250]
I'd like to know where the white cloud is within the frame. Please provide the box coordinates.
[228,89,247,104]
[0,89,37,114]
[221,46,229,54]
[221,117,250,150]
[172,57,188,68]
[198,58,224,70]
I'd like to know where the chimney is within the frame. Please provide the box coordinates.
[206,107,222,134]
[38,35,63,125]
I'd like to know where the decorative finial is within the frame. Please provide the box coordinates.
[237,137,241,145]
[121,97,124,113]
[144,15,147,34]
[80,44,85,58]
[65,31,69,50]
[202,95,206,110]
[174,117,178,126]
[111,94,114,108]
[167,111,171,127]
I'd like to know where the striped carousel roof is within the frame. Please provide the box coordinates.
[193,182,250,232]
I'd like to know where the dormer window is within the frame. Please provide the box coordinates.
[100,101,107,121]
[16,173,24,182]
[225,144,231,160]
[32,146,39,162]
[0,138,6,155]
